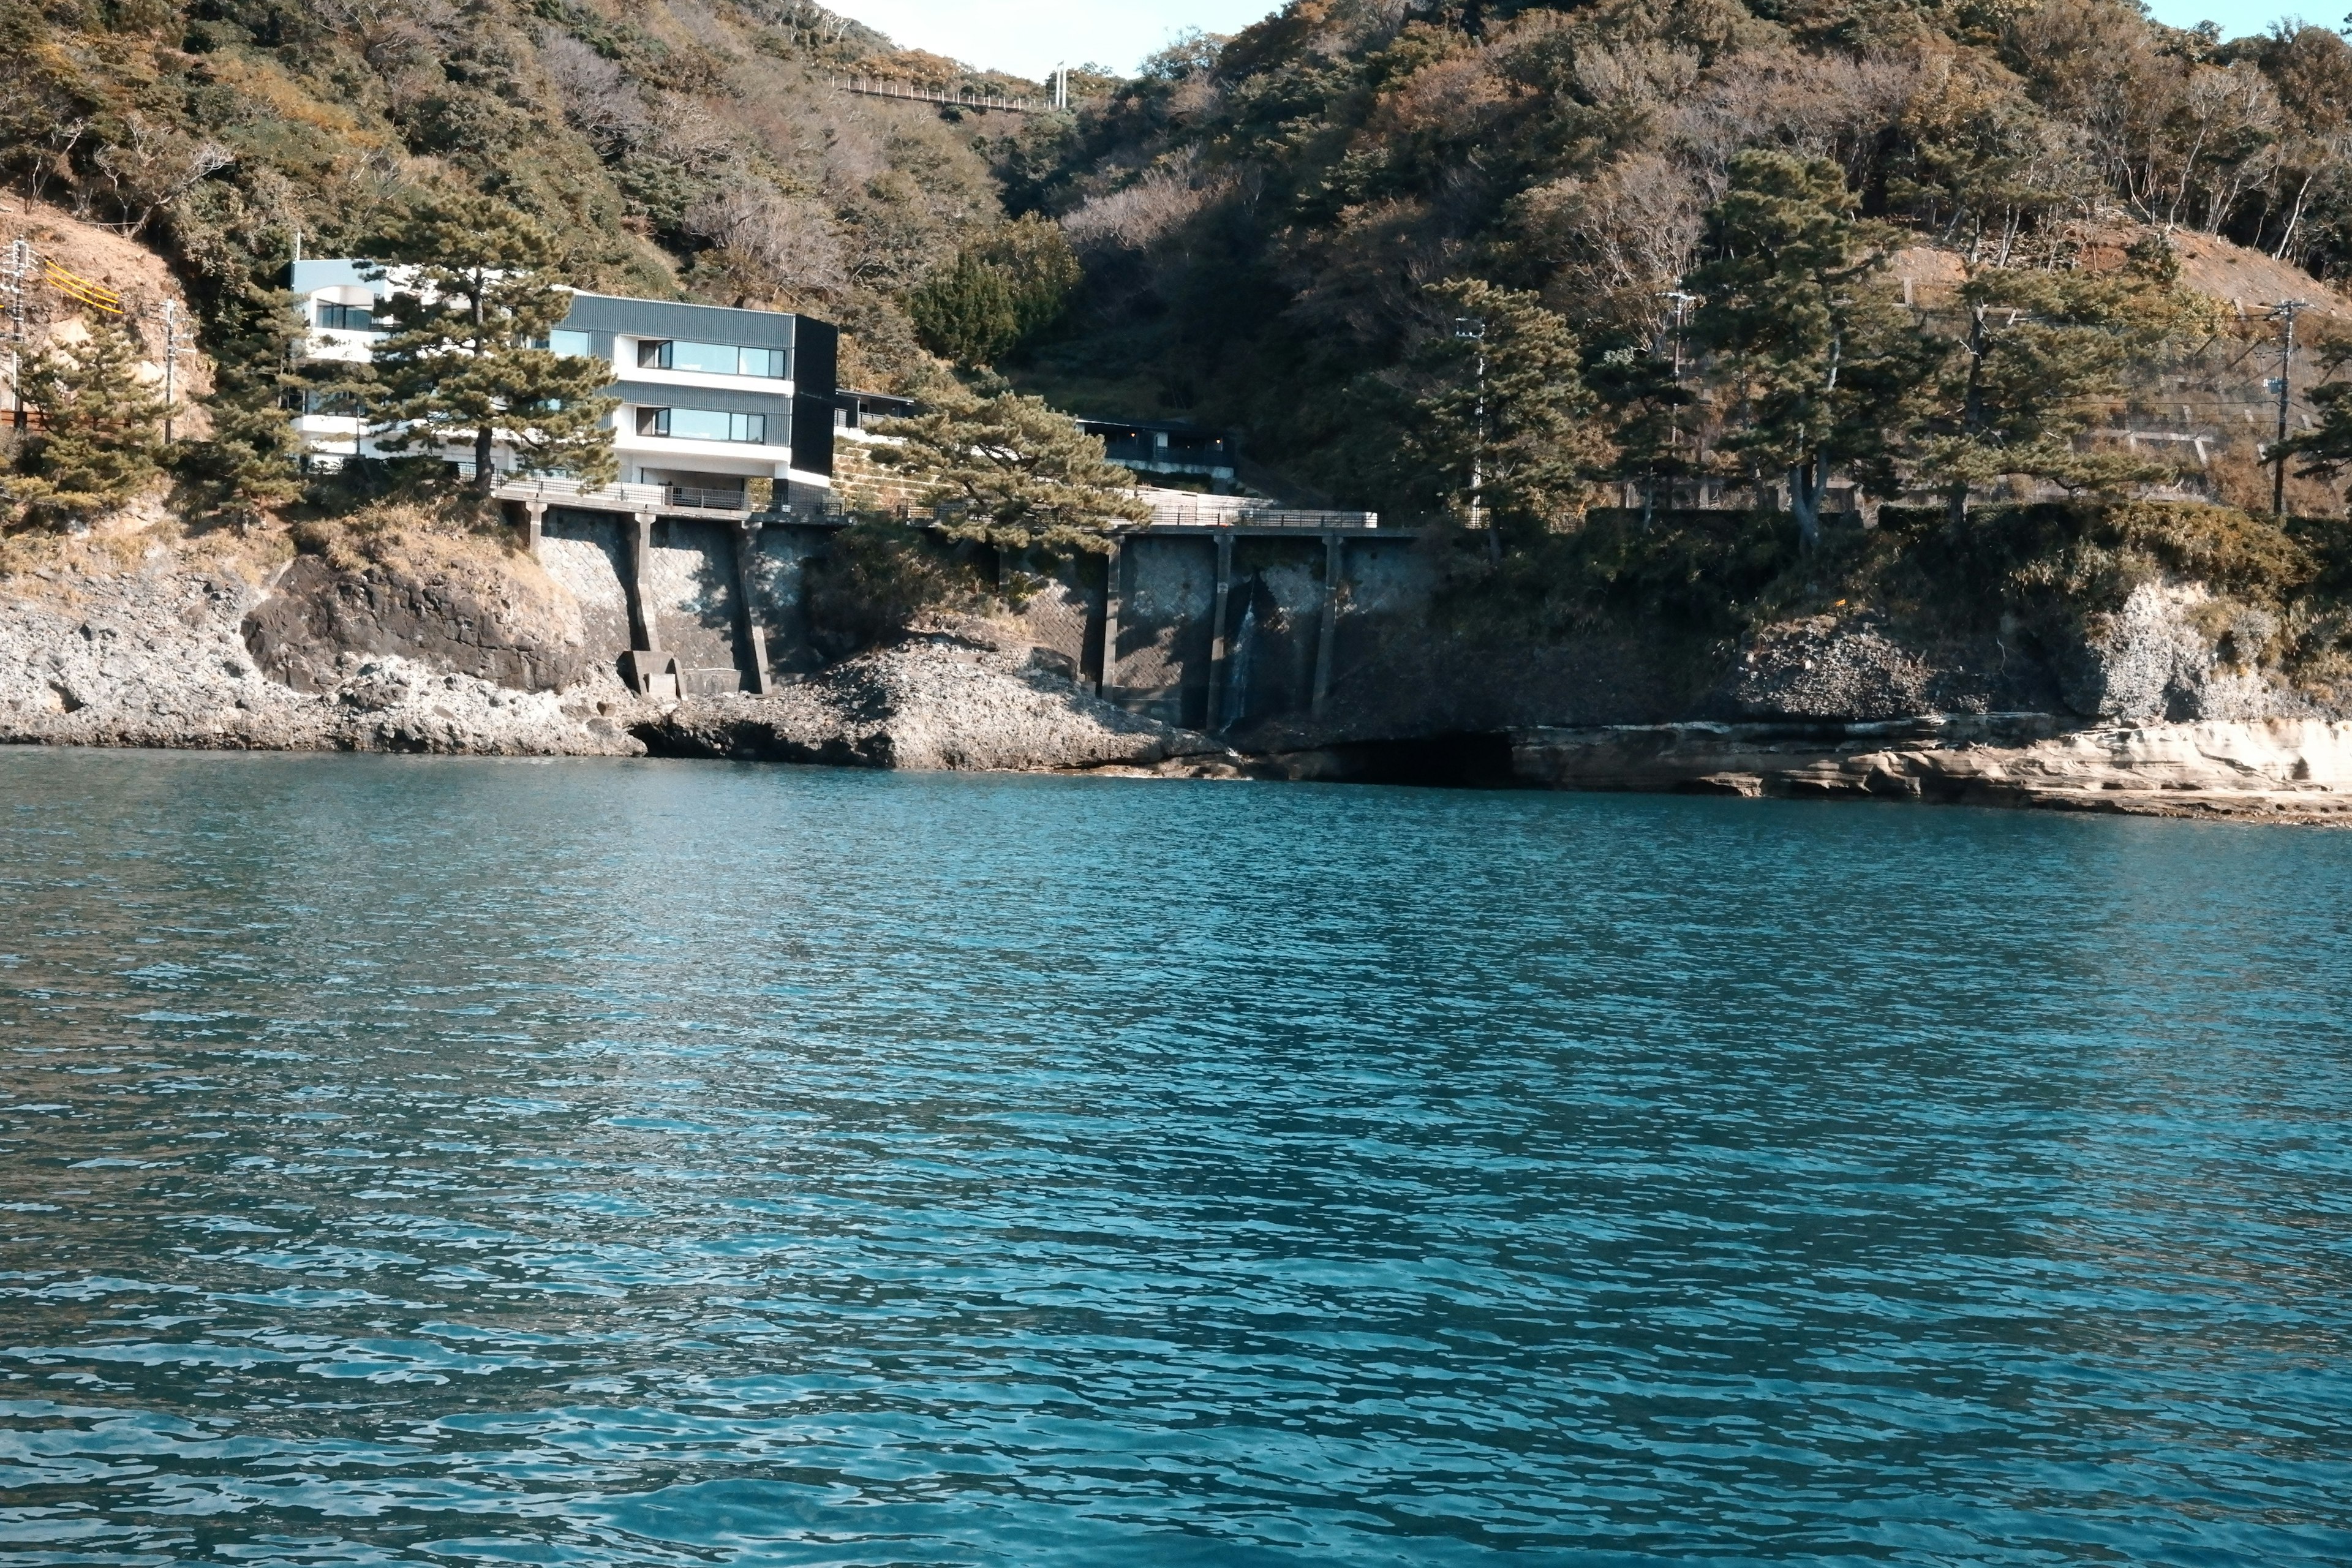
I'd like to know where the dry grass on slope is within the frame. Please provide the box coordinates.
[0,194,214,431]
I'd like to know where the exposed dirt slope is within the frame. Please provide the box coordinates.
[0,196,213,415]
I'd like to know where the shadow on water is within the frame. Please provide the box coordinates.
[1286,729,1524,788]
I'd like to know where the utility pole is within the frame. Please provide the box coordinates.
[2270,299,2309,517]
[1454,315,1489,559]
[159,297,183,445]
[1654,288,1697,522]
[5,237,28,434]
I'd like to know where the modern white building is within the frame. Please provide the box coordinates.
[290,260,840,511]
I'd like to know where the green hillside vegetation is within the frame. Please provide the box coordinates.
[1014,0,2352,522]
[0,0,1071,507]
[7,0,2352,691]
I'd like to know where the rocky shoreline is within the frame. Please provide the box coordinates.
[4,533,2350,825]
[1512,715,2352,824]
[0,540,1218,770]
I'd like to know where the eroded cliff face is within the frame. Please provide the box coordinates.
[8,520,2351,821]
[0,529,1213,773]
[1717,579,2334,729]
[243,546,595,695]
[0,538,639,755]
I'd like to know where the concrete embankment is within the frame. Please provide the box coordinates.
[9,522,2352,824]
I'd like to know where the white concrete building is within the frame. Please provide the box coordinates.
[289,260,840,511]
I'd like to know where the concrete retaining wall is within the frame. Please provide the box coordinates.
[528,507,1441,731]
[647,519,748,694]
[538,510,633,671]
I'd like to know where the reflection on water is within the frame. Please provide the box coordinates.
[2,749,2350,1566]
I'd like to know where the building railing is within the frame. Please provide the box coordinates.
[664,483,753,511]
[1146,500,1379,530]
[486,471,668,510]
[485,472,789,518]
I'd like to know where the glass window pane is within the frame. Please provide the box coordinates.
[737,347,787,379]
[549,330,594,358]
[638,340,671,369]
[668,407,731,441]
[669,341,736,374]
[728,412,767,443]
[636,407,669,436]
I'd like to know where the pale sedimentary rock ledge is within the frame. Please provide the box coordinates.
[1512,716,2352,824]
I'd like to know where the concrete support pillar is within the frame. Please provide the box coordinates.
[1311,531,1343,717]
[627,510,661,654]
[731,519,773,695]
[1205,530,1234,732]
[522,500,545,560]
[1097,535,1123,698]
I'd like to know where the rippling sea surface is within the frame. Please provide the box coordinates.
[4,749,2351,1566]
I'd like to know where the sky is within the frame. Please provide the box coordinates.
[837,0,2329,78]
[832,0,1277,78]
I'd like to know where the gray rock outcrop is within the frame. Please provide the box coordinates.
[1,541,1212,772]
[1515,715,2352,823]
[0,548,637,755]
[242,545,593,693]
[639,627,1221,771]
[2037,579,2315,723]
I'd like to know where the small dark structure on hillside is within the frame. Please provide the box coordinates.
[1075,418,1238,492]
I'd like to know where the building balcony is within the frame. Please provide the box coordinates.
[619,363,797,398]
[615,431,794,468]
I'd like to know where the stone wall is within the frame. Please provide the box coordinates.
[537,509,633,675]
[647,518,749,694]
[1114,536,1216,728]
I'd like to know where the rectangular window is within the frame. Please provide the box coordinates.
[668,341,736,375]
[737,346,788,379]
[635,407,767,443]
[634,338,788,379]
[302,390,360,417]
[315,302,373,331]
[548,330,595,358]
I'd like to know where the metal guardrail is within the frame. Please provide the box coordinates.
[664,484,755,511]
[489,473,667,510]
[1145,502,1379,530]
[833,76,1046,115]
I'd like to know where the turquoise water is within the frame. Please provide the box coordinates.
[2,750,2350,1566]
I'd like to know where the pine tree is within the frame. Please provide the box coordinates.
[871,386,1149,552]
[176,275,306,527]
[908,252,1022,368]
[1901,243,2195,524]
[1410,279,1609,548]
[973,213,1082,339]
[907,217,1082,368]
[366,195,617,492]
[1589,338,1698,526]
[12,318,169,526]
[1687,151,1933,548]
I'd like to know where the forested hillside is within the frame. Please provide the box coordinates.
[0,0,1071,474]
[5,0,2352,530]
[1011,0,2352,518]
